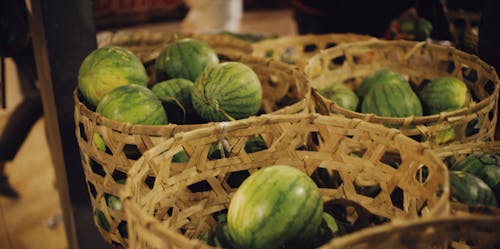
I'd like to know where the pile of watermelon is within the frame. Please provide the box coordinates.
[78,38,263,126]
[318,69,471,144]
[448,153,500,207]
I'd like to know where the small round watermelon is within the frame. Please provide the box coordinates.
[151,78,195,124]
[419,77,469,115]
[452,153,500,202]
[191,61,262,122]
[78,46,149,107]
[227,165,323,249]
[319,84,359,111]
[155,38,219,82]
[96,84,168,125]
[449,170,497,207]
[357,69,408,97]
[361,79,423,119]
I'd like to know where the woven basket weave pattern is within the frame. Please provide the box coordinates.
[74,40,310,246]
[323,214,500,249]
[322,142,500,249]
[98,30,254,63]
[121,113,450,249]
[306,39,499,149]
[252,33,373,68]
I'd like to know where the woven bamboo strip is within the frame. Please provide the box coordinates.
[252,33,373,68]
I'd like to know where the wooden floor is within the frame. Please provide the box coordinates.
[0,117,68,249]
[0,9,297,249]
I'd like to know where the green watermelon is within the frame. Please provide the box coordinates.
[399,19,415,34]
[449,170,497,207]
[96,84,168,125]
[93,133,106,152]
[106,195,123,211]
[151,78,194,124]
[319,84,359,111]
[419,77,469,115]
[227,165,323,249]
[191,61,262,122]
[357,69,408,97]
[95,209,110,232]
[414,18,433,41]
[155,38,219,82]
[360,79,423,122]
[452,153,500,202]
[78,46,149,107]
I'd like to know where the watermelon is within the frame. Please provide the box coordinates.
[95,209,110,232]
[414,18,433,41]
[419,77,469,115]
[96,84,168,125]
[106,195,123,211]
[452,153,500,201]
[78,46,149,107]
[319,84,359,111]
[93,133,106,152]
[449,170,497,207]
[151,78,194,124]
[155,38,219,82]
[357,69,408,97]
[227,165,323,249]
[191,62,262,122]
[360,79,423,121]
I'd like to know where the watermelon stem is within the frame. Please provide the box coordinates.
[159,96,187,123]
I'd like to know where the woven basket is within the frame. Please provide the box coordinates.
[306,39,500,149]
[98,29,254,64]
[121,112,450,249]
[252,33,373,68]
[447,9,480,54]
[323,211,500,249]
[74,50,310,247]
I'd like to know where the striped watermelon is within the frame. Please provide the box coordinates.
[151,78,195,124]
[191,61,262,122]
[452,153,500,202]
[78,46,149,107]
[155,38,219,82]
[419,77,469,115]
[96,84,168,125]
[449,170,497,207]
[357,69,408,97]
[227,165,323,249]
[361,79,423,122]
[319,84,359,111]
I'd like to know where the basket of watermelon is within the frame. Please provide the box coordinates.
[74,36,310,247]
[305,39,500,149]
[251,33,373,68]
[120,112,450,249]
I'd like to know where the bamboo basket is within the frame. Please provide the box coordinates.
[252,33,373,68]
[74,48,310,246]
[323,210,500,249]
[121,113,450,249]
[306,39,500,150]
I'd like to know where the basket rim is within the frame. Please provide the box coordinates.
[320,213,500,249]
[252,32,374,48]
[307,39,500,126]
[121,112,451,249]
